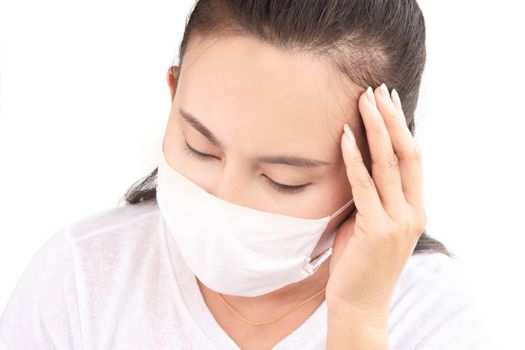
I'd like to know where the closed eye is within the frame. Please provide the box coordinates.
[262,175,310,194]
[183,140,310,194]
[183,139,219,160]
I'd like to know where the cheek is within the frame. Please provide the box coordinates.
[302,174,352,219]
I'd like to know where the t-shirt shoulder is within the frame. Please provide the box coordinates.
[0,200,162,350]
[66,199,160,242]
[0,221,79,349]
[388,250,493,350]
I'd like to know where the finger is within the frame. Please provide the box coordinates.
[359,85,405,212]
[374,85,423,208]
[341,124,384,220]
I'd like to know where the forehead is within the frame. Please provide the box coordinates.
[176,35,360,162]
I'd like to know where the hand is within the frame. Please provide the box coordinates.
[326,83,427,316]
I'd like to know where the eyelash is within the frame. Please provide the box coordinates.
[183,140,217,161]
[182,140,309,194]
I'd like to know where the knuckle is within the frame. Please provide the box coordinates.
[356,175,377,191]
[409,212,427,236]
[376,217,397,238]
[392,111,405,121]
[399,214,413,233]
[399,142,422,163]
[382,224,399,240]
[385,151,399,169]
[371,151,399,170]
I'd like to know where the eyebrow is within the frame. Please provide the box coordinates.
[178,108,332,169]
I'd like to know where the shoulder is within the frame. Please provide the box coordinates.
[395,251,467,299]
[66,200,165,275]
[68,199,161,241]
[0,200,164,349]
[388,251,492,350]
[0,219,77,348]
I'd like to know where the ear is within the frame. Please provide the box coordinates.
[166,66,181,101]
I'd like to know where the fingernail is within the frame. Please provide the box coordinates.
[380,83,389,98]
[343,123,355,145]
[366,86,376,106]
[391,89,401,108]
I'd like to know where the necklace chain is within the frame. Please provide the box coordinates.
[216,286,327,326]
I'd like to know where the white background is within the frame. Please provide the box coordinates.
[1,0,523,347]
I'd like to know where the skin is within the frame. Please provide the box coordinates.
[163,34,425,349]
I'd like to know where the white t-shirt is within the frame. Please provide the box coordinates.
[0,200,491,349]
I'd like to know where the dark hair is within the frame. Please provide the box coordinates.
[119,0,454,258]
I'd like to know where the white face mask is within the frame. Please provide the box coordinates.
[156,148,354,297]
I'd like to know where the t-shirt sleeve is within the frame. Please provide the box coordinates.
[0,226,82,350]
[388,252,494,350]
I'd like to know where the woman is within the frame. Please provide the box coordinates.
[0,0,487,349]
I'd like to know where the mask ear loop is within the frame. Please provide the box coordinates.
[304,198,355,273]
[328,198,354,220]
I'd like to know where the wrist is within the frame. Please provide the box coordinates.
[326,293,389,323]
[327,312,389,350]
[327,322,389,350]
[326,297,390,350]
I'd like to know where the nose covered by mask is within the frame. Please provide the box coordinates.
[156,148,354,297]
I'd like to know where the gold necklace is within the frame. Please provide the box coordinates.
[216,286,326,326]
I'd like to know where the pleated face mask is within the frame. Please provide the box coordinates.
[156,148,354,297]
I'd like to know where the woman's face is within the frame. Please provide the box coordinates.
[163,35,369,257]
